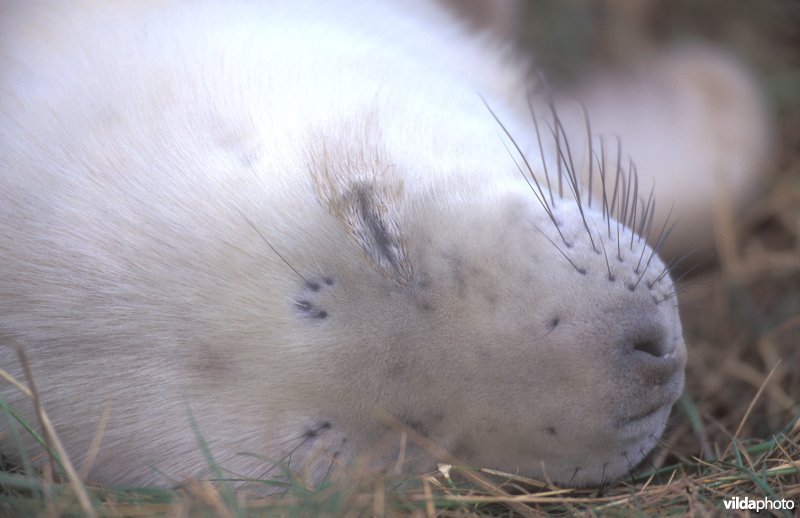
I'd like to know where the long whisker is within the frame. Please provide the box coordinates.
[527,94,556,207]
[482,97,550,213]
[633,206,678,289]
[501,140,568,245]
[535,226,586,275]
[237,208,309,284]
[483,97,571,247]
[549,102,598,253]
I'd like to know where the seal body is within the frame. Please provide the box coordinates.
[0,0,688,487]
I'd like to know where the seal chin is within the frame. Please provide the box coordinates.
[547,406,673,487]
[500,370,684,487]
[562,390,679,486]
[619,362,685,423]
[619,402,673,429]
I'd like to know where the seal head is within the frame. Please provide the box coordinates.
[302,144,687,486]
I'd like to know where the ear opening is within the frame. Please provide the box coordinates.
[308,127,413,287]
[342,183,413,286]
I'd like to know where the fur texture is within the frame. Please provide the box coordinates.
[2,0,768,488]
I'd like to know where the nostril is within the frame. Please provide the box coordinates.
[633,338,670,358]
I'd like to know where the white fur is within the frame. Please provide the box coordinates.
[2,0,770,488]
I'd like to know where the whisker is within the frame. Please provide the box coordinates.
[635,197,662,273]
[628,163,639,251]
[597,225,614,281]
[482,97,550,213]
[549,102,598,253]
[623,452,635,482]
[237,208,309,284]
[655,282,697,304]
[620,161,631,235]
[635,206,678,289]
[617,205,622,262]
[526,94,555,207]
[535,226,586,274]
[639,448,660,473]
[568,468,580,486]
[608,136,623,219]
[551,104,580,203]
[665,261,704,289]
[542,118,565,199]
[501,140,568,245]
[649,248,695,288]
[598,138,612,238]
[483,97,572,248]
[644,197,657,243]
[581,103,595,210]
[638,184,656,243]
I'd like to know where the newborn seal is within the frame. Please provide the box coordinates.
[0,0,689,487]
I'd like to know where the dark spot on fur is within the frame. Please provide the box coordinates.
[451,440,475,460]
[451,268,467,296]
[442,252,469,296]
[304,421,331,438]
[418,276,431,289]
[192,345,236,381]
[477,349,493,360]
[387,359,408,377]
[577,267,587,275]
[431,412,445,425]
[295,278,334,320]
[468,266,486,278]
[403,419,428,435]
[295,299,328,319]
[547,317,560,331]
[545,427,557,437]
[417,301,434,312]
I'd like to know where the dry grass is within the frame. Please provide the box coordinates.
[0,396,798,516]
[1,0,799,516]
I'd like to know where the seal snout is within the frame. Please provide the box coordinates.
[629,333,685,387]
[632,335,672,358]
[613,303,686,387]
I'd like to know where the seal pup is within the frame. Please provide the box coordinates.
[1,0,693,487]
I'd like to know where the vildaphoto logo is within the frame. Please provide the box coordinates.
[722,496,795,512]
